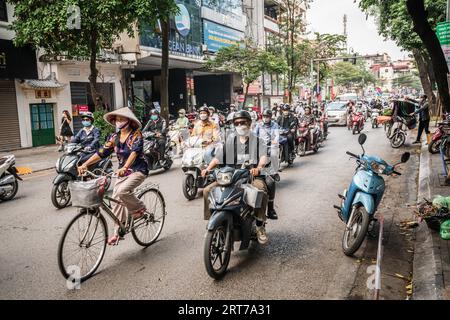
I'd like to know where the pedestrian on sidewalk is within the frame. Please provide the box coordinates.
[408,95,430,145]
[58,110,73,151]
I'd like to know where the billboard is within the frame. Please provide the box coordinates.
[203,20,244,53]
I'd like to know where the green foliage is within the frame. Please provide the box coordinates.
[393,73,422,90]
[331,61,377,88]
[359,0,446,52]
[93,111,114,145]
[206,41,287,94]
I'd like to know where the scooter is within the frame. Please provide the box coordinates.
[0,155,22,202]
[279,127,296,167]
[143,132,173,172]
[371,108,380,129]
[51,144,113,209]
[351,112,365,135]
[297,121,320,157]
[429,119,450,154]
[334,134,410,256]
[204,163,273,279]
[181,136,215,200]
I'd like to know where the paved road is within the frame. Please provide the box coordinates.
[0,124,412,299]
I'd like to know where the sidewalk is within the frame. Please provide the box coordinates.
[0,145,60,173]
[413,139,450,300]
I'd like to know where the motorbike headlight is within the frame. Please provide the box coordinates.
[371,161,386,174]
[216,172,233,186]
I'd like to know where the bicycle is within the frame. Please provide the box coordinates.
[57,171,166,282]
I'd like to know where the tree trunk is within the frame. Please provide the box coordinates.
[413,49,436,114]
[422,52,437,89]
[243,82,250,108]
[160,18,170,122]
[88,30,102,111]
[407,0,450,113]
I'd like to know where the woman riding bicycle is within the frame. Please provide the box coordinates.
[78,107,149,246]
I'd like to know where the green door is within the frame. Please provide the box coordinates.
[30,104,55,147]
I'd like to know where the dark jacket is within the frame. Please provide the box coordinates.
[277,114,298,130]
[143,118,167,135]
[413,101,430,122]
[71,127,101,151]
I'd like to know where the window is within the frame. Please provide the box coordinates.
[0,0,7,22]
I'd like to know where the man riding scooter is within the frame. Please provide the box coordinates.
[142,109,168,160]
[277,104,298,164]
[71,112,101,163]
[254,109,280,220]
[201,111,277,244]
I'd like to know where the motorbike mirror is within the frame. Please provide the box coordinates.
[358,133,367,146]
[401,152,411,163]
[273,174,281,182]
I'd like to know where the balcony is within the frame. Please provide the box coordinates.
[264,16,280,33]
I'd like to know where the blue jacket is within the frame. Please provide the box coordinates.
[71,127,101,151]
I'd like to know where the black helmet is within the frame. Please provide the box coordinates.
[262,109,273,117]
[198,106,210,115]
[282,104,290,111]
[233,110,252,123]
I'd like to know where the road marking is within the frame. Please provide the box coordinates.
[22,170,54,181]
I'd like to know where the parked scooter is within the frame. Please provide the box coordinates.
[350,112,365,135]
[297,121,319,156]
[0,155,22,202]
[51,144,113,209]
[181,136,215,200]
[204,163,275,279]
[334,134,410,256]
[143,132,173,172]
[429,119,450,154]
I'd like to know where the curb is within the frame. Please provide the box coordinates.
[412,143,444,300]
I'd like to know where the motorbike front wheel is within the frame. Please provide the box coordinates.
[0,177,18,201]
[428,139,441,154]
[342,206,370,256]
[182,174,198,200]
[204,224,231,279]
[51,180,71,209]
[390,130,406,149]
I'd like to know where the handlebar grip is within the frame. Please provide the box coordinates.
[393,170,402,176]
[346,151,359,158]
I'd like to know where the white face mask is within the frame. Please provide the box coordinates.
[116,121,129,130]
[236,125,250,136]
[200,114,208,121]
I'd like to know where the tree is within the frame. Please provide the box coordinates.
[331,61,377,90]
[359,0,447,112]
[393,72,422,90]
[406,0,450,112]
[8,0,178,111]
[206,42,287,107]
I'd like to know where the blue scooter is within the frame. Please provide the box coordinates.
[334,134,410,256]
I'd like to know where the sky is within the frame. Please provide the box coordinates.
[306,0,409,61]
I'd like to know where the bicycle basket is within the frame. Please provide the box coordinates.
[69,177,107,208]
[242,184,264,209]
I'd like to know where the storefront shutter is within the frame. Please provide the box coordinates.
[0,80,21,151]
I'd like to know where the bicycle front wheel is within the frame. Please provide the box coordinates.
[132,188,166,247]
[58,210,107,282]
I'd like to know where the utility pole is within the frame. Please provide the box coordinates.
[447,0,450,20]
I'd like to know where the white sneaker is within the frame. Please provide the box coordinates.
[256,226,268,245]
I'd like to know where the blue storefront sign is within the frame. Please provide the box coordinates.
[203,20,244,53]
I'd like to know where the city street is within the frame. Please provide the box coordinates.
[0,125,416,299]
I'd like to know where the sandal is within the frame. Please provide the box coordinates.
[131,207,146,220]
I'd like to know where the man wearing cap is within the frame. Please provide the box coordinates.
[71,111,101,164]
[201,111,271,244]
[78,107,148,246]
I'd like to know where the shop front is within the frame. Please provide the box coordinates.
[0,39,38,151]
